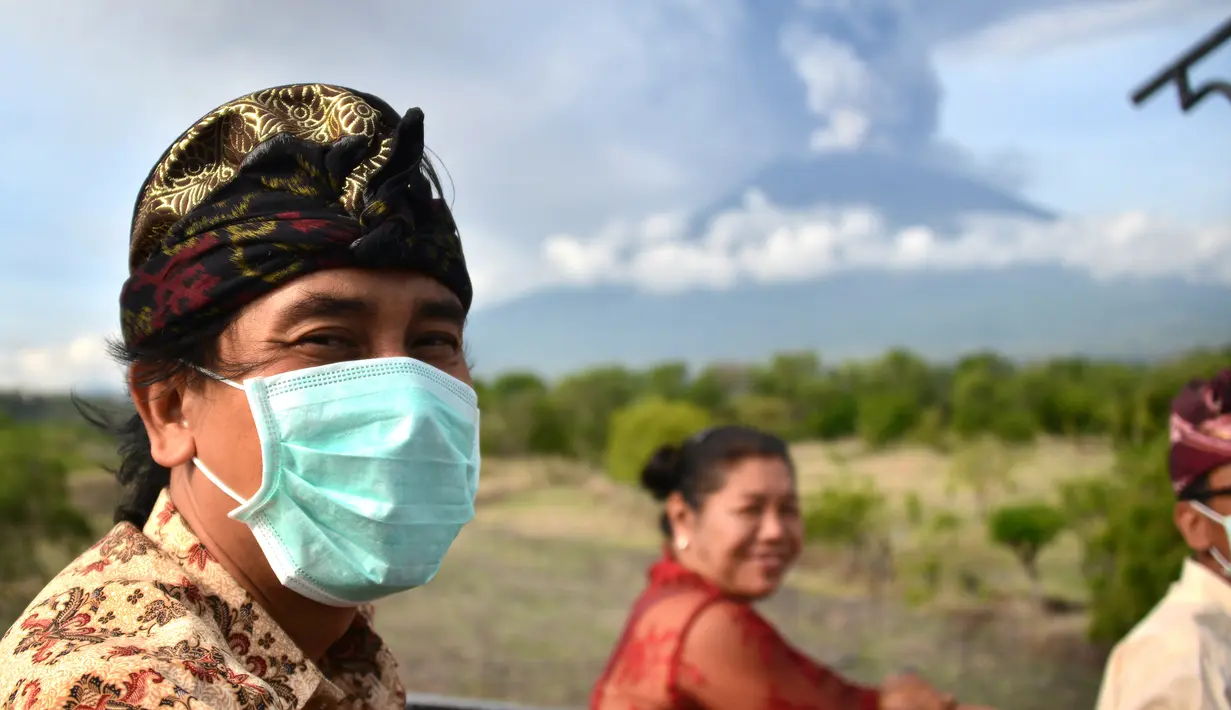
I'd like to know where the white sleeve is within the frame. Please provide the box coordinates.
[1096,632,1210,710]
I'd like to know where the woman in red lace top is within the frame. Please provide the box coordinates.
[591,426,992,710]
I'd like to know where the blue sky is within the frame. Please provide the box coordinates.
[935,6,1231,221]
[0,0,1227,391]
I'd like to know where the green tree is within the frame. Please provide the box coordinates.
[731,394,795,440]
[1020,359,1106,436]
[857,392,920,448]
[686,364,748,418]
[751,352,821,399]
[987,502,1067,599]
[0,423,94,625]
[525,397,571,455]
[553,366,644,462]
[950,362,1037,444]
[643,361,690,401]
[1058,475,1115,534]
[900,509,964,606]
[803,380,859,440]
[1084,433,1189,642]
[478,372,562,455]
[804,478,887,546]
[604,397,713,485]
[803,477,889,589]
[910,407,948,451]
[490,371,549,400]
[946,438,1021,516]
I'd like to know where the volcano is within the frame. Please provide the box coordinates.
[466,153,1229,375]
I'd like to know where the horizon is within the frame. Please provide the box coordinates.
[3,340,1226,400]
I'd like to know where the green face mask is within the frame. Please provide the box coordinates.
[193,356,481,607]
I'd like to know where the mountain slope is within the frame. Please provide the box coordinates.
[696,152,1056,233]
[466,266,1231,376]
[467,151,1222,376]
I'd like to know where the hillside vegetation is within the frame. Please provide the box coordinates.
[2,344,1227,708]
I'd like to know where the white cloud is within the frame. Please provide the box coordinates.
[810,108,873,153]
[542,190,1231,292]
[0,0,793,324]
[936,0,1226,61]
[0,335,124,394]
[779,5,941,154]
[780,28,876,153]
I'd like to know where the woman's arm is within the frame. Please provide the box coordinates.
[674,599,879,710]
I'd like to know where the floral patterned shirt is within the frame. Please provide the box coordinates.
[0,489,405,710]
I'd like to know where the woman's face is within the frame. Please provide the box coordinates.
[671,456,803,600]
[136,267,471,596]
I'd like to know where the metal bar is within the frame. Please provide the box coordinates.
[1130,13,1231,111]
[404,692,574,710]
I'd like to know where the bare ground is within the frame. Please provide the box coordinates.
[61,441,1111,710]
[376,490,1105,710]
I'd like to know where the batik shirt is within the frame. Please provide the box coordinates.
[0,489,405,710]
[591,550,880,710]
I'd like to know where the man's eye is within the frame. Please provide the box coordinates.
[294,334,355,349]
[413,333,461,351]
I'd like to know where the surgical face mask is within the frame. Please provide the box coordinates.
[1189,501,1231,576]
[192,357,480,607]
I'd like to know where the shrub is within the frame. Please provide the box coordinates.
[0,423,93,625]
[603,397,713,485]
[1083,433,1189,642]
[987,501,1067,594]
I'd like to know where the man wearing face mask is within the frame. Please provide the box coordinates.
[0,85,480,709]
[1096,369,1231,710]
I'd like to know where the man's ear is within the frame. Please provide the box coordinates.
[665,493,696,544]
[129,366,195,468]
[1175,501,1219,553]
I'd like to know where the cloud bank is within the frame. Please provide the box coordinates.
[543,192,1231,292]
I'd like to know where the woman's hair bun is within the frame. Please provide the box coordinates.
[639,443,683,501]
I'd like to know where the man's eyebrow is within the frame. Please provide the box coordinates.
[274,291,374,329]
[413,297,467,328]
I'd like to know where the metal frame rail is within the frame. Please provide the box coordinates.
[404,693,573,710]
[1130,13,1231,113]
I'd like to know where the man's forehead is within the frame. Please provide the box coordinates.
[267,270,462,311]
[1210,463,1231,488]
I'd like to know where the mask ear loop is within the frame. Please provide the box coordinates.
[179,362,248,506]
[1189,501,1231,576]
[184,362,245,390]
[192,457,248,506]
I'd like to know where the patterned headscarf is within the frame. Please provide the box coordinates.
[1170,368,1231,495]
[120,84,471,349]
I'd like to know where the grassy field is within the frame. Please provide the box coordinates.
[64,438,1113,710]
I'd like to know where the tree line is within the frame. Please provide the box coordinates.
[1,343,1228,642]
[474,345,1231,459]
[473,344,1227,644]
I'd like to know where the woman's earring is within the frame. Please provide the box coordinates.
[675,537,689,551]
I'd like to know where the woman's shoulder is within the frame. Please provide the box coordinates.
[632,571,728,629]
[679,595,780,650]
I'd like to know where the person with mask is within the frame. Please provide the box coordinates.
[0,84,480,710]
[1096,369,1231,710]
[591,425,992,710]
